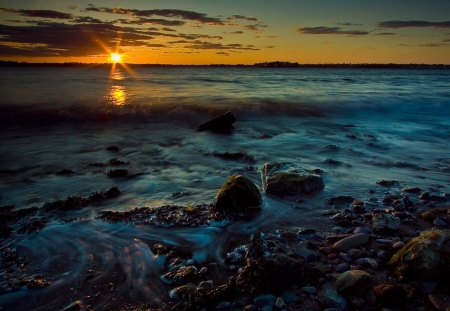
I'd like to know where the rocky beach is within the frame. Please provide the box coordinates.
[0,66,449,310]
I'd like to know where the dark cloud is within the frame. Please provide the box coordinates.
[216,51,230,56]
[417,43,447,47]
[147,43,166,47]
[85,5,223,25]
[374,32,397,36]
[230,31,244,34]
[338,22,362,26]
[184,40,258,51]
[116,18,185,26]
[161,27,176,32]
[229,15,258,22]
[0,7,73,19]
[243,23,268,31]
[378,20,450,29]
[0,22,154,56]
[72,16,105,23]
[297,26,368,35]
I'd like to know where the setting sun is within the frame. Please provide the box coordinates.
[110,53,122,63]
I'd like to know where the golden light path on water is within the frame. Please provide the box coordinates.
[107,68,128,106]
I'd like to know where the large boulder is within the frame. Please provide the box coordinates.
[197,111,236,132]
[215,175,262,215]
[388,229,450,282]
[262,162,324,196]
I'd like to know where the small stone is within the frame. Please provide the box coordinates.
[254,294,276,307]
[243,305,258,311]
[319,282,347,310]
[372,213,401,233]
[332,233,370,251]
[374,284,407,307]
[347,248,362,258]
[335,270,373,296]
[433,218,447,228]
[336,263,349,272]
[169,283,197,300]
[274,297,286,308]
[392,241,405,250]
[280,291,300,303]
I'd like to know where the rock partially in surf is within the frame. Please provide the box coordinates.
[107,169,128,178]
[197,111,236,132]
[263,162,324,196]
[388,229,450,282]
[214,175,261,216]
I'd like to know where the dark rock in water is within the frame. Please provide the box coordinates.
[197,111,236,132]
[212,151,254,162]
[107,169,128,178]
[263,162,324,196]
[388,229,450,282]
[403,187,422,194]
[327,195,355,207]
[335,270,372,296]
[17,275,52,289]
[161,266,200,286]
[43,187,120,211]
[54,169,75,176]
[377,180,398,187]
[214,175,261,216]
[374,284,408,307]
[18,218,48,234]
[108,158,129,166]
[58,300,83,311]
[106,146,120,152]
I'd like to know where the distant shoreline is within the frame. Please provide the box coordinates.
[0,60,449,69]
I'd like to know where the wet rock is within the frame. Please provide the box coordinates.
[280,291,300,303]
[377,180,398,187]
[335,270,372,296]
[214,175,262,216]
[161,266,199,286]
[428,293,450,311]
[43,187,120,211]
[263,162,324,196]
[18,218,47,234]
[107,169,128,178]
[55,169,75,176]
[169,283,198,300]
[327,195,355,207]
[212,151,254,162]
[254,294,275,307]
[274,296,286,308]
[374,284,407,307]
[388,229,450,282]
[197,111,236,132]
[433,218,447,228]
[393,241,405,250]
[18,275,52,289]
[383,194,401,205]
[106,146,120,152]
[108,158,129,166]
[319,282,347,310]
[372,213,401,233]
[332,233,370,251]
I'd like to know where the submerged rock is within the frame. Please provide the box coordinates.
[262,162,324,197]
[107,169,128,178]
[214,175,262,216]
[197,111,236,132]
[388,229,450,282]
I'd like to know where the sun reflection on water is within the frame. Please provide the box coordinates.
[107,85,127,106]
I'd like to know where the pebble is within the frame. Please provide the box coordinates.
[347,249,361,258]
[243,305,258,311]
[254,294,275,307]
[281,291,300,303]
[332,233,370,251]
[433,217,447,228]
[336,263,349,272]
[392,241,405,250]
[274,297,286,308]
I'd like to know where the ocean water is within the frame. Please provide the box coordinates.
[0,66,449,309]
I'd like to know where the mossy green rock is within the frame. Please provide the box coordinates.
[215,175,262,214]
[388,229,450,282]
[335,270,372,296]
[263,162,324,196]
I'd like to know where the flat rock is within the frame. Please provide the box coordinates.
[262,162,324,197]
[332,233,370,251]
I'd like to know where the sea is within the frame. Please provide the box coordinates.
[0,66,449,309]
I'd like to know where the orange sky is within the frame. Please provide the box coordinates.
[0,0,449,64]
